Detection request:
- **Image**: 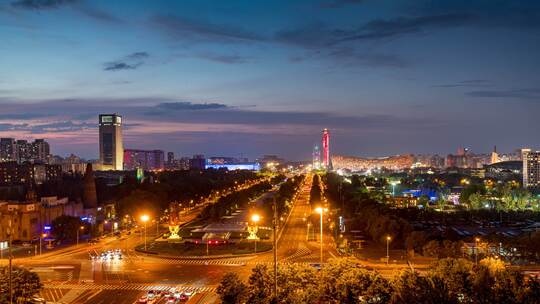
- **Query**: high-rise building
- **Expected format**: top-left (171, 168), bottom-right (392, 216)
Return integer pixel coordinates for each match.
top-left (167, 152), bottom-right (174, 165)
top-left (0, 138), bottom-right (17, 162)
top-left (83, 163), bottom-right (98, 209)
top-left (31, 139), bottom-right (50, 163)
top-left (123, 149), bottom-right (165, 170)
top-left (491, 146), bottom-right (499, 164)
top-left (322, 128), bottom-right (330, 169)
top-left (522, 149), bottom-right (540, 188)
top-left (312, 144), bottom-right (321, 169)
top-left (16, 140), bottom-right (31, 163)
top-left (99, 114), bottom-right (124, 170)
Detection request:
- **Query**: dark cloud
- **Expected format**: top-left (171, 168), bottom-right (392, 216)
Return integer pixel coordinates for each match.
top-left (150, 14), bottom-right (264, 43)
top-left (30, 121), bottom-right (95, 133)
top-left (127, 52), bottom-right (149, 60)
top-left (11, 0), bottom-right (76, 10)
top-left (103, 52), bottom-right (149, 72)
top-left (339, 13), bottom-right (472, 42)
top-left (432, 79), bottom-right (492, 88)
top-left (320, 0), bottom-right (364, 9)
top-left (466, 88), bottom-right (540, 100)
top-left (327, 47), bottom-right (408, 68)
top-left (196, 53), bottom-right (248, 64)
top-left (152, 102), bottom-right (228, 112)
top-left (75, 5), bottom-right (122, 23)
top-left (103, 62), bottom-right (141, 71)
top-left (0, 113), bottom-right (50, 119)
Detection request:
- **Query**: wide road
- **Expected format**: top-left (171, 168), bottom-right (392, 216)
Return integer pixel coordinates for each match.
top-left (12, 175), bottom-right (335, 304)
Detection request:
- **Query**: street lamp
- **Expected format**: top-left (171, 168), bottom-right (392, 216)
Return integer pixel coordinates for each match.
top-left (251, 214), bottom-right (260, 253)
top-left (474, 237), bottom-right (480, 266)
top-left (386, 236), bottom-right (391, 264)
top-left (40, 233), bottom-right (47, 255)
top-left (141, 215), bottom-right (150, 251)
top-left (315, 207), bottom-right (328, 264)
top-left (76, 226), bottom-right (84, 246)
top-left (390, 181), bottom-right (400, 197)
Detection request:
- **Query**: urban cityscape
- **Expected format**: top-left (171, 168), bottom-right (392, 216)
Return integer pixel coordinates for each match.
top-left (1, 1), bottom-right (540, 304)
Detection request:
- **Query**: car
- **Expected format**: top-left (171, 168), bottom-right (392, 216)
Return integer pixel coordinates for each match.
top-left (138, 296), bottom-right (148, 303)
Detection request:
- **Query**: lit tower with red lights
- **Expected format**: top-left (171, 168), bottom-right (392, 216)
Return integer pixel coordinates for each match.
top-left (322, 128), bottom-right (330, 169)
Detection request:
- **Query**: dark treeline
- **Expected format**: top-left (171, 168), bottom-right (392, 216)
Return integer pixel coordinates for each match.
top-left (326, 173), bottom-right (540, 257)
top-left (309, 174), bottom-right (321, 206)
top-left (325, 173), bottom-right (411, 248)
top-left (218, 257), bottom-right (540, 304)
top-left (113, 169), bottom-right (259, 216)
top-left (260, 175), bottom-right (305, 223)
top-left (199, 178), bottom-right (276, 221)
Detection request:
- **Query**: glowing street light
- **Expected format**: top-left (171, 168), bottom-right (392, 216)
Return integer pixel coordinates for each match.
top-left (315, 207), bottom-right (328, 264)
top-left (386, 236), bottom-right (392, 264)
top-left (390, 181), bottom-right (401, 197)
top-left (251, 214), bottom-right (260, 253)
top-left (76, 226), bottom-right (84, 246)
top-left (141, 214), bottom-right (150, 251)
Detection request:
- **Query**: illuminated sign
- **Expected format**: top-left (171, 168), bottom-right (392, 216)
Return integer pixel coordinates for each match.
top-left (43, 225), bottom-right (51, 231)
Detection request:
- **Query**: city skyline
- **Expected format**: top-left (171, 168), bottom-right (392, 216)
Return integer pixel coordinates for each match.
top-left (1, 1), bottom-right (540, 160)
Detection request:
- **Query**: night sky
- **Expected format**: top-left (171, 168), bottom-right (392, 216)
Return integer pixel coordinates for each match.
top-left (1, 0), bottom-right (539, 160)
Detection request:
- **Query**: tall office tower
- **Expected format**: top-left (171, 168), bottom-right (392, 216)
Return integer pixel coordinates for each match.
top-left (491, 146), bottom-right (499, 164)
top-left (0, 138), bottom-right (17, 162)
top-left (31, 139), bottom-right (50, 163)
top-left (322, 128), bottom-right (330, 169)
top-left (522, 149), bottom-right (540, 188)
top-left (99, 114), bottom-right (124, 170)
top-left (167, 152), bottom-right (174, 165)
top-left (16, 140), bottom-right (31, 163)
top-left (312, 144), bottom-right (321, 169)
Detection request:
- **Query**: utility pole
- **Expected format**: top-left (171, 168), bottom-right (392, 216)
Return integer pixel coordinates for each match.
top-left (8, 219), bottom-right (13, 304)
top-left (273, 197), bottom-right (278, 298)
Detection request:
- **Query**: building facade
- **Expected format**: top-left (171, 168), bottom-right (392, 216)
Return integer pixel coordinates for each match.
top-left (322, 128), bottom-right (330, 169)
top-left (123, 149), bottom-right (165, 170)
top-left (99, 114), bottom-right (124, 170)
top-left (522, 149), bottom-right (540, 188)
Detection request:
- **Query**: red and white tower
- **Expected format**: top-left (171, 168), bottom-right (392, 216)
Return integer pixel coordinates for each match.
top-left (322, 128), bottom-right (330, 169)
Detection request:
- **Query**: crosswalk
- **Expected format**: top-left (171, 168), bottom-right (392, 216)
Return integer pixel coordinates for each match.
top-left (44, 282), bottom-right (216, 293)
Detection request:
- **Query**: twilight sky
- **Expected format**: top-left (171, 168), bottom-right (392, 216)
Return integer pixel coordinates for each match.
top-left (1, 0), bottom-right (539, 160)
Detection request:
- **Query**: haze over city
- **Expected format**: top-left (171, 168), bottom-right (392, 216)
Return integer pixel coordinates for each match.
top-left (1, 0), bottom-right (540, 160)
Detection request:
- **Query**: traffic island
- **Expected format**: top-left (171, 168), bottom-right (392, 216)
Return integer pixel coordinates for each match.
top-left (135, 240), bottom-right (272, 258)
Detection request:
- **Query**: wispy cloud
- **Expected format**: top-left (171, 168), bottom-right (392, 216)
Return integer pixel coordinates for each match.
top-left (466, 88), bottom-right (540, 100)
top-left (319, 0), bottom-right (365, 9)
top-left (432, 79), bottom-right (492, 88)
top-left (103, 52), bottom-right (149, 72)
top-left (11, 0), bottom-right (76, 10)
top-left (150, 14), bottom-right (264, 44)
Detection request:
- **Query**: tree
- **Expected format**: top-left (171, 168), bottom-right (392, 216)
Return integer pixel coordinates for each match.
top-left (247, 265), bottom-right (273, 304)
top-left (428, 258), bottom-right (474, 301)
top-left (320, 258), bottom-right (392, 303)
top-left (391, 270), bottom-right (456, 304)
top-left (0, 266), bottom-right (42, 303)
top-left (217, 272), bottom-right (247, 304)
top-left (277, 263), bottom-right (319, 303)
top-left (51, 215), bottom-right (85, 240)
top-left (468, 192), bottom-right (484, 210)
top-left (418, 195), bottom-right (430, 209)
top-left (405, 231), bottom-right (428, 255)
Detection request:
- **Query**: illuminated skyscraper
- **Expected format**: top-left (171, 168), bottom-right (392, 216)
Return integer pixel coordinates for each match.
top-left (312, 144), bottom-right (321, 169)
top-left (522, 148), bottom-right (540, 188)
top-left (99, 114), bottom-right (124, 170)
top-left (322, 128), bottom-right (330, 169)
